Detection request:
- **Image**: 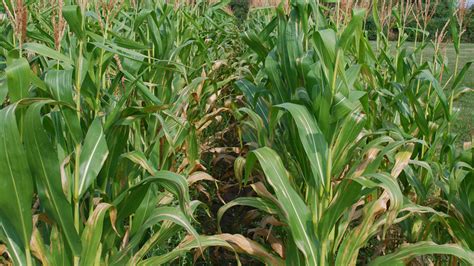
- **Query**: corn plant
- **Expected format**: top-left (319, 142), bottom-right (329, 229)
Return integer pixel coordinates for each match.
top-left (0, 0), bottom-right (282, 265)
top-left (0, 0), bottom-right (473, 265)
top-left (224, 0), bottom-right (474, 264)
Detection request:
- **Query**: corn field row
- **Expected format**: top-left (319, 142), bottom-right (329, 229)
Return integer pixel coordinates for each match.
top-left (0, 0), bottom-right (473, 265)
top-left (169, 0), bottom-right (285, 7)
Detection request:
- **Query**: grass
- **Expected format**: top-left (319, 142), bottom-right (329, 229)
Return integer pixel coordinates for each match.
top-left (455, 89), bottom-right (474, 142)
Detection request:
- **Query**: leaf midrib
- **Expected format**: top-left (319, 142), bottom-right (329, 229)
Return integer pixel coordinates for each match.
top-left (78, 132), bottom-right (104, 196)
top-left (260, 151), bottom-right (318, 264)
top-left (30, 117), bottom-right (72, 246)
top-left (3, 107), bottom-right (28, 244)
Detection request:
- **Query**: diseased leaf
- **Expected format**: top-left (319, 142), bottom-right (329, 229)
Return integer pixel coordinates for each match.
top-left (80, 203), bottom-right (117, 266)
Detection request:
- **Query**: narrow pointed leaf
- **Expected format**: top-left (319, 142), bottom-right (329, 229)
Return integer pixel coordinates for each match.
top-left (80, 203), bottom-right (116, 266)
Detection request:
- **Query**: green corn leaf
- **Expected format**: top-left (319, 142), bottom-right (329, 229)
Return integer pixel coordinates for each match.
top-left (0, 74), bottom-right (8, 104)
top-left (242, 31), bottom-right (269, 61)
top-left (0, 220), bottom-right (26, 266)
top-left (23, 101), bottom-right (82, 256)
top-left (80, 203), bottom-right (116, 266)
top-left (140, 206), bottom-right (198, 239)
top-left (274, 103), bottom-right (328, 190)
top-left (371, 0), bottom-right (381, 31)
top-left (265, 51), bottom-right (288, 103)
top-left (369, 242), bottom-right (474, 265)
top-left (130, 188), bottom-right (156, 236)
top-left (238, 107), bottom-right (268, 146)
top-left (121, 151), bottom-right (191, 205)
top-left (113, 168), bottom-right (191, 220)
top-left (91, 41), bottom-right (150, 62)
top-left (317, 180), bottom-right (362, 241)
top-left (44, 69), bottom-right (75, 105)
top-left (331, 112), bottom-right (366, 176)
top-left (246, 147), bottom-right (319, 265)
top-left (336, 173), bottom-right (404, 265)
top-left (6, 58), bottom-right (32, 101)
top-left (331, 93), bottom-right (357, 122)
top-left (44, 69), bottom-right (83, 145)
top-left (122, 70), bottom-right (162, 105)
top-left (23, 43), bottom-right (73, 65)
top-left (0, 104), bottom-right (34, 254)
top-left (449, 6), bottom-right (460, 54)
top-left (144, 171), bottom-right (191, 214)
top-left (113, 184), bottom-right (150, 231)
top-left (417, 70), bottom-right (449, 118)
top-left (122, 151), bottom-right (156, 176)
top-left (137, 235), bottom-right (236, 266)
top-left (339, 8), bottom-right (365, 51)
top-left (313, 29), bottom-right (336, 69)
top-left (115, 201), bottom-right (205, 265)
top-left (185, 127), bottom-right (199, 169)
top-left (138, 234), bottom-right (284, 266)
top-left (133, 9), bottom-right (153, 31)
top-left (128, 206), bottom-right (201, 258)
top-left (451, 61), bottom-right (473, 91)
top-left (63, 5), bottom-right (84, 38)
top-left (235, 79), bottom-right (268, 120)
top-left (77, 119), bottom-right (109, 198)
top-left (99, 125), bottom-right (128, 182)
top-left (217, 197), bottom-right (281, 232)
top-left (278, 10), bottom-right (302, 91)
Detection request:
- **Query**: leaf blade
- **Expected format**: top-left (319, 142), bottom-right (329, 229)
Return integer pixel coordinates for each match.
top-left (77, 119), bottom-right (109, 198)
